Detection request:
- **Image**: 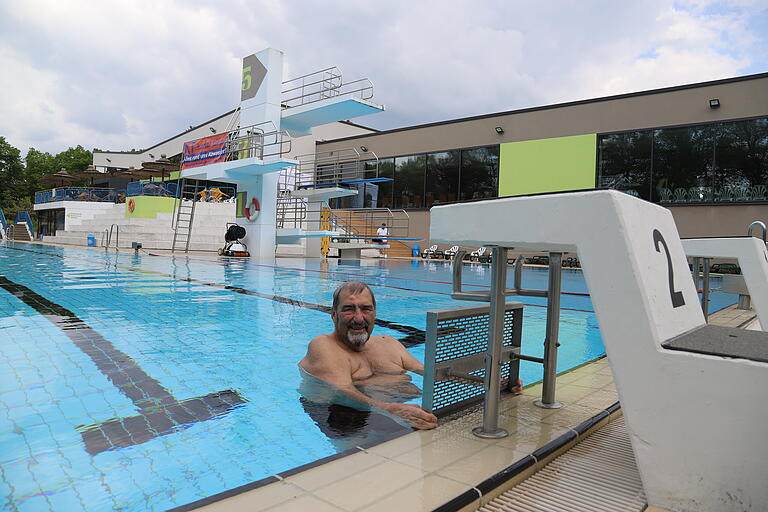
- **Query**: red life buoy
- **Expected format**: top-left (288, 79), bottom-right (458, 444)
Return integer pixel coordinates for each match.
top-left (128, 199), bottom-right (135, 212)
top-left (244, 197), bottom-right (260, 222)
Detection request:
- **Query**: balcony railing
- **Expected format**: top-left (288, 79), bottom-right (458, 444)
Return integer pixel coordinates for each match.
top-left (126, 181), bottom-right (178, 197)
top-left (35, 188), bottom-right (122, 203)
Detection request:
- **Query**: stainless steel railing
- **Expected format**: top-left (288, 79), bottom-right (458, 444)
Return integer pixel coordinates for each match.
top-left (281, 67), bottom-right (374, 109)
top-left (181, 121), bottom-right (291, 167)
top-left (278, 148), bottom-right (380, 191)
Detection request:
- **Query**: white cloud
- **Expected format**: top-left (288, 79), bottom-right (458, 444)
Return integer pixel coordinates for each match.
top-left (0, 0), bottom-right (765, 157)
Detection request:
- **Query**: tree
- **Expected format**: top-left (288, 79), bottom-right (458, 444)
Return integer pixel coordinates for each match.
top-left (54, 145), bottom-right (91, 176)
top-left (0, 137), bottom-right (25, 210)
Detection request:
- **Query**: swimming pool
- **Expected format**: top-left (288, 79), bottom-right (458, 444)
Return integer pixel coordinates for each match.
top-left (0, 242), bottom-right (736, 511)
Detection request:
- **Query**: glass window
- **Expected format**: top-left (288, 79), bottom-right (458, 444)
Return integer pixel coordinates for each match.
top-left (459, 146), bottom-right (499, 201)
top-left (715, 118), bottom-right (768, 193)
top-left (597, 131), bottom-right (652, 200)
top-left (374, 158), bottom-right (394, 208)
top-left (425, 151), bottom-right (460, 207)
top-left (652, 125), bottom-right (716, 202)
top-left (394, 155), bottom-right (426, 209)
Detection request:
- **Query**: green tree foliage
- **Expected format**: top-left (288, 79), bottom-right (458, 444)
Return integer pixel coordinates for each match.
top-left (0, 136), bottom-right (25, 210)
top-left (0, 138), bottom-right (94, 223)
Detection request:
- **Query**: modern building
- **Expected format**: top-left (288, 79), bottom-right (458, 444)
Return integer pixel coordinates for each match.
top-left (319, 72), bottom-right (768, 246)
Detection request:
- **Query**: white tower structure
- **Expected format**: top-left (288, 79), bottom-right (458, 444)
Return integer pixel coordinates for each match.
top-left (180, 48), bottom-right (384, 258)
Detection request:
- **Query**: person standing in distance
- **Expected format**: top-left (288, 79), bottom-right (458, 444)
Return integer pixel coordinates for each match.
top-left (373, 223), bottom-right (389, 258)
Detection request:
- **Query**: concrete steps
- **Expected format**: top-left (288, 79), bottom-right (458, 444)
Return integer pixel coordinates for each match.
top-left (46, 201), bottom-right (235, 251)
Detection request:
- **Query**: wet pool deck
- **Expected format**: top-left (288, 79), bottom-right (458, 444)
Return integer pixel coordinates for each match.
top-left (193, 357), bottom-right (620, 512)
top-left (192, 304), bottom-right (757, 512)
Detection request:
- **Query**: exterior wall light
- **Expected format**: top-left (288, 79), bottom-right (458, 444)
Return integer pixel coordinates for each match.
top-left (495, 126), bottom-right (504, 135)
top-left (709, 99), bottom-right (720, 109)
top-left (360, 145), bottom-right (369, 152)
top-left (210, 127), bottom-right (217, 133)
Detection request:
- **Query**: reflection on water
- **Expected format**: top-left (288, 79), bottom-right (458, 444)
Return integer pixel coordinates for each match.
top-left (298, 367), bottom-right (415, 451)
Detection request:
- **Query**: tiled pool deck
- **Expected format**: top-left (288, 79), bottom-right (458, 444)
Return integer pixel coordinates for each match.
top-left (190, 357), bottom-right (620, 512)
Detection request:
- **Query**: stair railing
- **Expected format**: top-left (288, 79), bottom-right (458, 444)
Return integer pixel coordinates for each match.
top-left (0, 208), bottom-right (6, 239)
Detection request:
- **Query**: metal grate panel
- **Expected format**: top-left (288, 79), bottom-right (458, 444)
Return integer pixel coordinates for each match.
top-left (480, 416), bottom-right (646, 512)
top-left (422, 302), bottom-right (523, 416)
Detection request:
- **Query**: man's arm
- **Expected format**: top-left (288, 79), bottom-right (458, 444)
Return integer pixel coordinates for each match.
top-left (301, 337), bottom-right (437, 429)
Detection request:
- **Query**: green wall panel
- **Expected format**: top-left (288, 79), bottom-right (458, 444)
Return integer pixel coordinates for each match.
top-left (499, 134), bottom-right (597, 196)
top-left (126, 196), bottom-right (176, 219)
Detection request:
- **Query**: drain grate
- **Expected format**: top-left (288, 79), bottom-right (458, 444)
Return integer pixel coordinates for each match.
top-left (480, 417), bottom-right (646, 512)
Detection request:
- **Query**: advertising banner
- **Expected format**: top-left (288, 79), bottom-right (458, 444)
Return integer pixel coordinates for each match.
top-left (181, 133), bottom-right (228, 169)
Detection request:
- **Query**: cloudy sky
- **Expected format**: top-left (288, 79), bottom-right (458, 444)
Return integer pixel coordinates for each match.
top-left (1, 0), bottom-right (766, 156)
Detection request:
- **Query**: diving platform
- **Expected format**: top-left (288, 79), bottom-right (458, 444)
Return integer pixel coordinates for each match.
top-left (181, 156), bottom-right (298, 181)
top-left (275, 228), bottom-right (340, 245)
top-left (430, 190), bottom-right (768, 512)
top-left (281, 96), bottom-right (384, 136)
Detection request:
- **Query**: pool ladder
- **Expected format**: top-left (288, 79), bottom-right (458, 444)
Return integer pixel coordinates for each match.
top-left (101, 224), bottom-right (119, 250)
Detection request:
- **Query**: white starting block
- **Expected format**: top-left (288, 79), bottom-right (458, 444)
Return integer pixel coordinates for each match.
top-left (682, 236), bottom-right (768, 331)
top-left (431, 190), bottom-right (768, 512)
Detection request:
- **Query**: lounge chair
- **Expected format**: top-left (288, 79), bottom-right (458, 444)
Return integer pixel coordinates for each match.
top-left (469, 247), bottom-right (491, 263)
top-left (421, 244), bottom-right (439, 259)
top-left (443, 245), bottom-right (460, 260)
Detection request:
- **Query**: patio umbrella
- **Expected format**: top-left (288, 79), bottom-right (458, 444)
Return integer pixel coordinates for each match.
top-left (74, 164), bottom-right (104, 186)
top-left (40, 168), bottom-right (76, 187)
top-left (141, 154), bottom-right (178, 181)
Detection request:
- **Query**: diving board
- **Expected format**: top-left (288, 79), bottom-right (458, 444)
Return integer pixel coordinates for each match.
top-left (430, 190), bottom-right (768, 512)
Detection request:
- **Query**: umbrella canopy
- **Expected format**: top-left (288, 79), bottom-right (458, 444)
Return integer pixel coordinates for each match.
top-left (40, 168), bottom-right (76, 187)
top-left (141, 154), bottom-right (178, 181)
top-left (120, 166), bottom-right (152, 180)
top-left (73, 165), bottom-right (104, 186)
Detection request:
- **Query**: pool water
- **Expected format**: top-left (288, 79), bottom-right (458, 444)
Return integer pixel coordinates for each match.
top-left (0, 242), bottom-right (736, 511)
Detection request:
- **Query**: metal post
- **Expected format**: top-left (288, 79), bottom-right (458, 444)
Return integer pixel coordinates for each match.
top-left (535, 252), bottom-right (564, 409)
top-left (702, 257), bottom-right (710, 320)
top-left (691, 257), bottom-right (701, 291)
top-left (473, 246), bottom-right (509, 439)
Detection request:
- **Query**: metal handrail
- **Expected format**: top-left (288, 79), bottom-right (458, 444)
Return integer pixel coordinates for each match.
top-left (748, 221), bottom-right (767, 243)
top-left (15, 211), bottom-right (33, 235)
top-left (105, 224), bottom-right (119, 250)
top-left (181, 121), bottom-right (291, 168)
top-left (281, 66), bottom-right (374, 108)
top-left (126, 182), bottom-right (179, 198)
top-left (35, 187), bottom-right (118, 203)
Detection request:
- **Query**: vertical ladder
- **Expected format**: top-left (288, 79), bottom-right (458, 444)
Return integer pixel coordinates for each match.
top-left (171, 178), bottom-right (203, 253)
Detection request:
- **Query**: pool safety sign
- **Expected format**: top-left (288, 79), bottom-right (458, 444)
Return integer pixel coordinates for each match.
top-left (181, 133), bottom-right (228, 169)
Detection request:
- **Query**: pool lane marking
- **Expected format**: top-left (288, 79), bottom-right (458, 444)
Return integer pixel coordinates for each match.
top-left (172, 256), bottom-right (593, 297)
top-left (0, 275), bottom-right (247, 456)
top-left (0, 245), bottom-right (429, 345)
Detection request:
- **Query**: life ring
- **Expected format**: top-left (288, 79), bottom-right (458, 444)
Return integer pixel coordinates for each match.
top-left (244, 197), bottom-right (260, 222)
top-left (128, 199), bottom-right (135, 212)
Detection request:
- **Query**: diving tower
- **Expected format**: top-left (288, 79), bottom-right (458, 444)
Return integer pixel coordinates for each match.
top-left (430, 190), bottom-right (768, 512)
top-left (179, 48), bottom-right (384, 258)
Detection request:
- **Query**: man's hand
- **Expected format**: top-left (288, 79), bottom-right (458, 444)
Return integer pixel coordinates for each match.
top-left (380, 403), bottom-right (438, 430)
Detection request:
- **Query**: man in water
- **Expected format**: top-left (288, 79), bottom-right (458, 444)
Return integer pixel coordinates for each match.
top-left (300, 281), bottom-right (438, 430)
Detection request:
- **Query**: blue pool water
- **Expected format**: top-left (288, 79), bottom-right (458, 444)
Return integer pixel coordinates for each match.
top-left (0, 242), bottom-right (736, 511)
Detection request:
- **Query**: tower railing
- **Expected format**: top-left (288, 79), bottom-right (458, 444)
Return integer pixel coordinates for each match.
top-left (281, 67), bottom-right (374, 108)
top-left (181, 121), bottom-right (291, 168)
top-left (279, 149), bottom-right (380, 191)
